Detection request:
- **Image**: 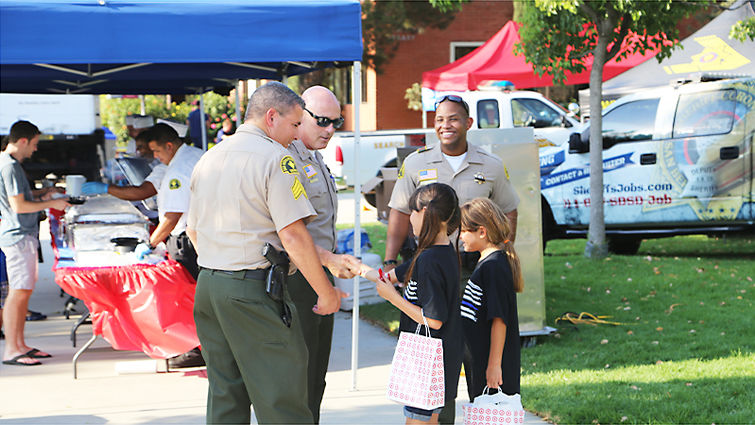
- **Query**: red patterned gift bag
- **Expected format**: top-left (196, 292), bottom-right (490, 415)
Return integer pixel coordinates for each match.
top-left (463, 387), bottom-right (525, 425)
top-left (386, 315), bottom-right (445, 410)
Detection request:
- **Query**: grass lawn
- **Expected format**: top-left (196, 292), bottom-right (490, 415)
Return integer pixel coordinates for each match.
top-left (355, 225), bottom-right (754, 424)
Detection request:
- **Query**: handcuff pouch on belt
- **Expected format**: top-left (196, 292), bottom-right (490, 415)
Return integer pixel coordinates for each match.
top-left (262, 243), bottom-right (292, 327)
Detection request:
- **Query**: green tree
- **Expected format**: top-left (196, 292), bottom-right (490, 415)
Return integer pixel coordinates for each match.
top-left (363, 0), bottom-right (458, 73)
top-left (730, 16), bottom-right (755, 41)
top-left (100, 91), bottom-right (243, 144)
top-left (434, 0), bottom-right (710, 258)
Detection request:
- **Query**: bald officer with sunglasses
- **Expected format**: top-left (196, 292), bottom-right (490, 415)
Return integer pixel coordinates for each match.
top-left (384, 95), bottom-right (519, 424)
top-left (187, 82), bottom-right (344, 425)
top-left (287, 86), bottom-right (361, 424)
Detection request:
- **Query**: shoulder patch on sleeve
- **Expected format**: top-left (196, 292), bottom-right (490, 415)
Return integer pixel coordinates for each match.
top-left (417, 146), bottom-right (431, 153)
top-left (397, 162), bottom-right (405, 179)
top-left (169, 178), bottom-right (181, 190)
top-left (280, 155), bottom-right (298, 175)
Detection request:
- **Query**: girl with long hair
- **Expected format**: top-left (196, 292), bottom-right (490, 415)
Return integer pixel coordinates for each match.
top-left (360, 183), bottom-right (463, 424)
top-left (458, 197), bottom-right (523, 399)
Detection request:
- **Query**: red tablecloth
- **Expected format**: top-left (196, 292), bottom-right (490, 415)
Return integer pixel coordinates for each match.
top-left (50, 210), bottom-right (199, 359)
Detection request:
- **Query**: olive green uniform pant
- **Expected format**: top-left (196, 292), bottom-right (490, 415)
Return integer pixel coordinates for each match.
top-left (288, 270), bottom-right (335, 425)
top-left (194, 268), bottom-right (313, 424)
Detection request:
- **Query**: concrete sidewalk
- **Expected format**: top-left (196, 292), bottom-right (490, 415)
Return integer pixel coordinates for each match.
top-left (0, 219), bottom-right (550, 424)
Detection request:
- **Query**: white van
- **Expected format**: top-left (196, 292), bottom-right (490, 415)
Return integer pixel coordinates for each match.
top-left (540, 75), bottom-right (754, 253)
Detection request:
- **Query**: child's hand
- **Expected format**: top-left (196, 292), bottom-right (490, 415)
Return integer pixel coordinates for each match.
top-left (358, 265), bottom-right (378, 282)
top-left (375, 275), bottom-right (398, 302)
top-left (486, 365), bottom-right (503, 389)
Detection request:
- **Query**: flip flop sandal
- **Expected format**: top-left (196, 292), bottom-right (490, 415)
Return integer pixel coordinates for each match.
top-left (26, 310), bottom-right (47, 321)
top-left (2, 353), bottom-right (42, 366)
top-left (26, 348), bottom-right (52, 359)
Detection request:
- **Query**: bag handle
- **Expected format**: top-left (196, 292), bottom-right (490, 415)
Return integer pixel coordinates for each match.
top-left (482, 385), bottom-right (503, 395)
top-left (414, 309), bottom-right (431, 337)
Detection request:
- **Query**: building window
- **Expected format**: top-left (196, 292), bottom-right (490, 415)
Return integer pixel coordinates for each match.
top-left (450, 42), bottom-right (484, 62)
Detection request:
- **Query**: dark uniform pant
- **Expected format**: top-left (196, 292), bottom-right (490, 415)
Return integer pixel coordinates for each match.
top-left (288, 269), bottom-right (335, 424)
top-left (167, 232), bottom-right (199, 280)
top-left (193, 268), bottom-right (313, 424)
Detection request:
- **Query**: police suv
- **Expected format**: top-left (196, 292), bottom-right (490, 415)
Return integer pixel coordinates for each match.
top-left (540, 75), bottom-right (754, 253)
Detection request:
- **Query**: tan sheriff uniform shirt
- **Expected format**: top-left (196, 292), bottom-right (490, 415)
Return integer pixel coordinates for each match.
top-left (388, 142), bottom-right (520, 214)
top-left (288, 140), bottom-right (338, 252)
top-left (188, 124), bottom-right (316, 271)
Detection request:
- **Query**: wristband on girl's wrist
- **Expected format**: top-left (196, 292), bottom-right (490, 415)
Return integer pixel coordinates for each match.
top-left (383, 259), bottom-right (398, 266)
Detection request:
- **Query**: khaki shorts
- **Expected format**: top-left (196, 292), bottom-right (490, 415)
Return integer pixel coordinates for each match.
top-left (3, 235), bottom-right (39, 291)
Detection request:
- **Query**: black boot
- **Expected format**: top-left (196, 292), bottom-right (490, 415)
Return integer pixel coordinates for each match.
top-left (168, 347), bottom-right (205, 368)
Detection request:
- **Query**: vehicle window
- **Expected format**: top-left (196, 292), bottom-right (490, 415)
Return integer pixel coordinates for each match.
top-left (477, 100), bottom-right (500, 128)
top-left (602, 98), bottom-right (659, 147)
top-left (511, 98), bottom-right (562, 128)
top-left (673, 89), bottom-right (737, 138)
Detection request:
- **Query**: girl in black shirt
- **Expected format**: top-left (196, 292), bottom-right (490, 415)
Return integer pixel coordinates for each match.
top-left (458, 197), bottom-right (523, 398)
top-left (360, 183), bottom-right (462, 424)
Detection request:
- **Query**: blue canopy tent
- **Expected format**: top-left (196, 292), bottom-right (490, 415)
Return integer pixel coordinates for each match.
top-left (1, 0), bottom-right (369, 388)
top-left (0, 0), bottom-right (362, 94)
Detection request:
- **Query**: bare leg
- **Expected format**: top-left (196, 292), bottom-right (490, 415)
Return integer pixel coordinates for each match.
top-left (2, 288), bottom-right (36, 363)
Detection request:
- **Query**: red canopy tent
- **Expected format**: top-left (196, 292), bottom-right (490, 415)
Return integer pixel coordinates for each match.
top-left (422, 21), bottom-right (663, 91)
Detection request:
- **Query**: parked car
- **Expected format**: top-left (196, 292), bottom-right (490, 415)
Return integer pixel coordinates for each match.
top-left (540, 75), bottom-right (754, 253)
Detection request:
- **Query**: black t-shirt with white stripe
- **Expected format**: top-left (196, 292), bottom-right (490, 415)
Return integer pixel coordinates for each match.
top-left (395, 244), bottom-right (463, 403)
top-left (461, 249), bottom-right (521, 396)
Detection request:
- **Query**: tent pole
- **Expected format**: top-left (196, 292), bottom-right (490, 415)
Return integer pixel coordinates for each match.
top-left (139, 95), bottom-right (145, 115)
top-left (422, 109), bottom-right (427, 128)
top-left (235, 80), bottom-right (242, 127)
top-left (350, 61), bottom-right (362, 391)
top-left (199, 92), bottom-right (207, 151)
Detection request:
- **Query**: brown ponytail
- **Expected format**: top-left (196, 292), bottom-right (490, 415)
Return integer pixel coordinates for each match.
top-left (404, 183), bottom-right (461, 286)
top-left (460, 198), bottom-right (523, 292)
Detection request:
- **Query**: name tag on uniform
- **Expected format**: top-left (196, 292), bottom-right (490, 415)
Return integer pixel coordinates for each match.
top-left (418, 169), bottom-right (437, 182)
top-left (303, 164), bottom-right (318, 179)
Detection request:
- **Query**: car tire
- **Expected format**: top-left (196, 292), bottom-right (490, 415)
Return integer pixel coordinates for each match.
top-left (541, 199), bottom-right (558, 252)
top-left (607, 235), bottom-right (642, 255)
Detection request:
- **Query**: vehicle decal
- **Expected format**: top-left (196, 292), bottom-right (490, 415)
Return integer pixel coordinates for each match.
top-left (539, 150), bottom-right (565, 176)
top-left (541, 153), bottom-right (634, 189)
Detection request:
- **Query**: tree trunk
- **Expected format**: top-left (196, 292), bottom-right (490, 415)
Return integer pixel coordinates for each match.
top-left (584, 30), bottom-right (608, 259)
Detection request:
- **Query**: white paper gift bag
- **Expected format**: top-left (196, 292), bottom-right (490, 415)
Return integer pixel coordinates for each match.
top-left (463, 387), bottom-right (525, 425)
top-left (386, 315), bottom-right (445, 410)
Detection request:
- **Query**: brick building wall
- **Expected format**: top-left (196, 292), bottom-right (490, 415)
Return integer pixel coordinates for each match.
top-left (375, 1), bottom-right (513, 130)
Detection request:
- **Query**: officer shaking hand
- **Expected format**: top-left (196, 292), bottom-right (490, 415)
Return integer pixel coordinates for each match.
top-left (186, 82), bottom-right (344, 425)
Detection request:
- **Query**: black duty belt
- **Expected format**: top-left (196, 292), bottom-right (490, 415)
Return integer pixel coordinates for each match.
top-left (203, 268), bottom-right (268, 280)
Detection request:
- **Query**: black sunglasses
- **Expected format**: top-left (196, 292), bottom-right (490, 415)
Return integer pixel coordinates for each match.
top-left (435, 95), bottom-right (470, 115)
top-left (304, 108), bottom-right (344, 129)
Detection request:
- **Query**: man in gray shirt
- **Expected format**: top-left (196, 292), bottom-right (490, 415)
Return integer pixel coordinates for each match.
top-left (1, 121), bottom-right (69, 366)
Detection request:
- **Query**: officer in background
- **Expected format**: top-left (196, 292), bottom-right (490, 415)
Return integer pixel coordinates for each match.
top-left (384, 95), bottom-right (519, 424)
top-left (186, 82), bottom-right (344, 424)
top-left (82, 127), bottom-right (166, 225)
top-left (123, 114), bottom-right (154, 155)
top-left (127, 123), bottom-right (205, 369)
top-left (135, 123), bottom-right (203, 278)
top-left (288, 85), bottom-right (360, 424)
